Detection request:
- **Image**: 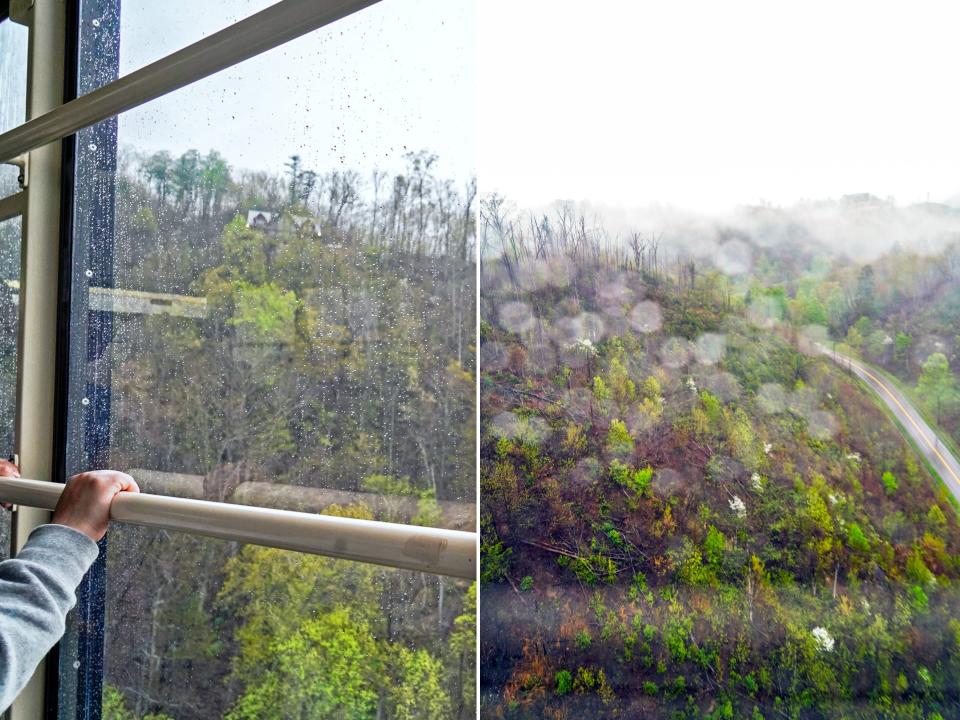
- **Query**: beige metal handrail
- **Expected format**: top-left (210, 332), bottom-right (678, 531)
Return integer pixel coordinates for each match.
top-left (0, 477), bottom-right (476, 579)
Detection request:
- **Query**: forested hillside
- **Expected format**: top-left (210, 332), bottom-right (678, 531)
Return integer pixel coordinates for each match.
top-left (479, 198), bottom-right (960, 719)
top-left (95, 148), bottom-right (476, 719)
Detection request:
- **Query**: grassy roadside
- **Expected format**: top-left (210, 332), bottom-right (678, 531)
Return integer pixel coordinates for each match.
top-left (828, 352), bottom-right (960, 514)
top-left (834, 348), bottom-right (960, 464)
top-left (873, 388), bottom-right (960, 513)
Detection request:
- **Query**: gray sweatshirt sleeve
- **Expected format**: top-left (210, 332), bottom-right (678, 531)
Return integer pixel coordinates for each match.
top-left (0, 524), bottom-right (100, 712)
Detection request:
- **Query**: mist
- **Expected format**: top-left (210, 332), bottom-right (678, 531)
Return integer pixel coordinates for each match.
top-left (482, 193), bottom-right (960, 271)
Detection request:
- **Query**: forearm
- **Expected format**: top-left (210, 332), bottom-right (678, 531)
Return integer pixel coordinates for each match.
top-left (0, 524), bottom-right (99, 711)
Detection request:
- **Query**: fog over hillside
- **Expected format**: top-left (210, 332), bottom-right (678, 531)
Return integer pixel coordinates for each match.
top-left (487, 195), bottom-right (960, 269)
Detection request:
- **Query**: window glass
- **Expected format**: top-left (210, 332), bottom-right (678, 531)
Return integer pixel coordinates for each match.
top-left (0, 215), bottom-right (19, 560)
top-left (61, 0), bottom-right (476, 716)
top-left (117, 0), bottom-right (273, 76)
top-left (82, 0), bottom-right (476, 515)
top-left (100, 526), bottom-right (476, 719)
top-left (0, 17), bottom-right (28, 197)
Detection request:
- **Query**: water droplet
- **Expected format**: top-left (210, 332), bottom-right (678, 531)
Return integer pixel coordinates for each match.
top-left (91, 19), bottom-right (100, 27)
top-left (85, 269), bottom-right (93, 278)
top-left (659, 337), bottom-right (693, 369)
top-left (72, 660), bottom-right (81, 669)
top-left (694, 333), bottom-right (727, 365)
top-left (628, 301), bottom-right (662, 333)
top-left (81, 397), bottom-right (90, 406)
top-left (498, 301), bottom-right (535, 335)
top-left (87, 143), bottom-right (97, 152)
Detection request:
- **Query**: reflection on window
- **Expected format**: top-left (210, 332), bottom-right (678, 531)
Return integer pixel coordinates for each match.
top-left (62, 0), bottom-right (476, 716)
top-left (0, 216), bottom-right (20, 559)
top-left (0, 18), bottom-right (28, 197)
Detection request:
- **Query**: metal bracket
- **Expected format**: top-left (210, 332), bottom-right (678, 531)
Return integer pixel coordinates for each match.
top-left (6, 455), bottom-right (18, 513)
top-left (9, 0), bottom-right (34, 26)
top-left (2, 155), bottom-right (28, 189)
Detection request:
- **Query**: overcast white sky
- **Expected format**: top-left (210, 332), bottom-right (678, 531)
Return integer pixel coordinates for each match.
top-left (116, 0), bottom-right (475, 185)
top-left (477, 0), bottom-right (960, 212)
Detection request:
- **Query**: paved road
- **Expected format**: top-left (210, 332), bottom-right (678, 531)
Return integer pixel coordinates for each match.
top-left (817, 344), bottom-right (960, 501)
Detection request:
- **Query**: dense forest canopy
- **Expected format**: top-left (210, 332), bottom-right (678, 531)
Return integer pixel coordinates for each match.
top-left (91, 147), bottom-right (476, 719)
top-left (480, 196), bottom-right (960, 719)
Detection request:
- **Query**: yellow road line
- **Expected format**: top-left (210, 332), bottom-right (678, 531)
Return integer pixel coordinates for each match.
top-left (836, 352), bottom-right (960, 488)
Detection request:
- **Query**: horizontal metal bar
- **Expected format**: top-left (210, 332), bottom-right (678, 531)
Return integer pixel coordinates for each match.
top-left (0, 478), bottom-right (476, 579)
top-left (0, 0), bottom-right (380, 163)
top-left (0, 190), bottom-right (25, 222)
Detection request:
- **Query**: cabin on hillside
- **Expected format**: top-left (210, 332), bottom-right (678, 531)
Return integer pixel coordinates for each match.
top-left (246, 209), bottom-right (323, 238)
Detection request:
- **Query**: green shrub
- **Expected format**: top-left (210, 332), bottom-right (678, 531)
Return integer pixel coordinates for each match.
top-left (519, 575), bottom-right (533, 592)
top-left (909, 584), bottom-right (929, 611)
top-left (572, 554), bottom-right (618, 585)
top-left (573, 667), bottom-right (596, 693)
top-left (554, 670), bottom-right (573, 696)
top-left (606, 419), bottom-right (634, 454)
top-left (480, 540), bottom-right (512, 583)
top-left (609, 460), bottom-right (652, 496)
top-left (847, 522), bottom-right (870, 552)
top-left (703, 525), bottom-right (726, 566)
top-left (907, 550), bottom-right (935, 586)
top-left (927, 504), bottom-right (947, 531)
top-left (881, 471), bottom-right (898, 495)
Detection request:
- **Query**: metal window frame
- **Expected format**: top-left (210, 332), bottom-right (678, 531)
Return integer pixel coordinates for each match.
top-left (56, 0), bottom-right (119, 712)
top-left (2, 0), bottom-right (479, 717)
top-left (0, 191), bottom-right (26, 223)
top-left (8, 0), bottom-right (66, 717)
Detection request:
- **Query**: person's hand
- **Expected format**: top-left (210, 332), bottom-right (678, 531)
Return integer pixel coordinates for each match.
top-left (0, 459), bottom-right (19, 479)
top-left (51, 471), bottom-right (139, 542)
top-left (0, 459), bottom-right (19, 510)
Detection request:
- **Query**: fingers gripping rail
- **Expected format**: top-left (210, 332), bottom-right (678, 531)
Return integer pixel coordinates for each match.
top-left (0, 478), bottom-right (476, 579)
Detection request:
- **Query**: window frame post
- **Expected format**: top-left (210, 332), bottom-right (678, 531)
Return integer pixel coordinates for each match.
top-left (9, 0), bottom-right (67, 718)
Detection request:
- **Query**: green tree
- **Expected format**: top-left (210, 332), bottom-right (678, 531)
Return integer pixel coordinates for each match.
top-left (606, 419), bottom-right (634, 455)
top-left (847, 522), bottom-right (870, 552)
top-left (228, 281), bottom-right (299, 345)
top-left (102, 686), bottom-right (135, 720)
top-left (894, 331), bottom-right (913, 370)
top-left (142, 150), bottom-right (173, 203)
top-left (927, 504), bottom-right (947, 533)
top-left (387, 647), bottom-right (452, 720)
top-left (906, 549), bottom-right (935, 587)
top-left (845, 324), bottom-right (864, 353)
top-left (917, 352), bottom-right (958, 424)
top-left (606, 355), bottom-right (636, 414)
top-left (219, 214), bottom-right (270, 283)
top-left (703, 525), bottom-right (726, 566)
top-left (448, 583), bottom-right (477, 718)
top-left (881, 471), bottom-right (898, 495)
top-left (225, 607), bottom-right (381, 720)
